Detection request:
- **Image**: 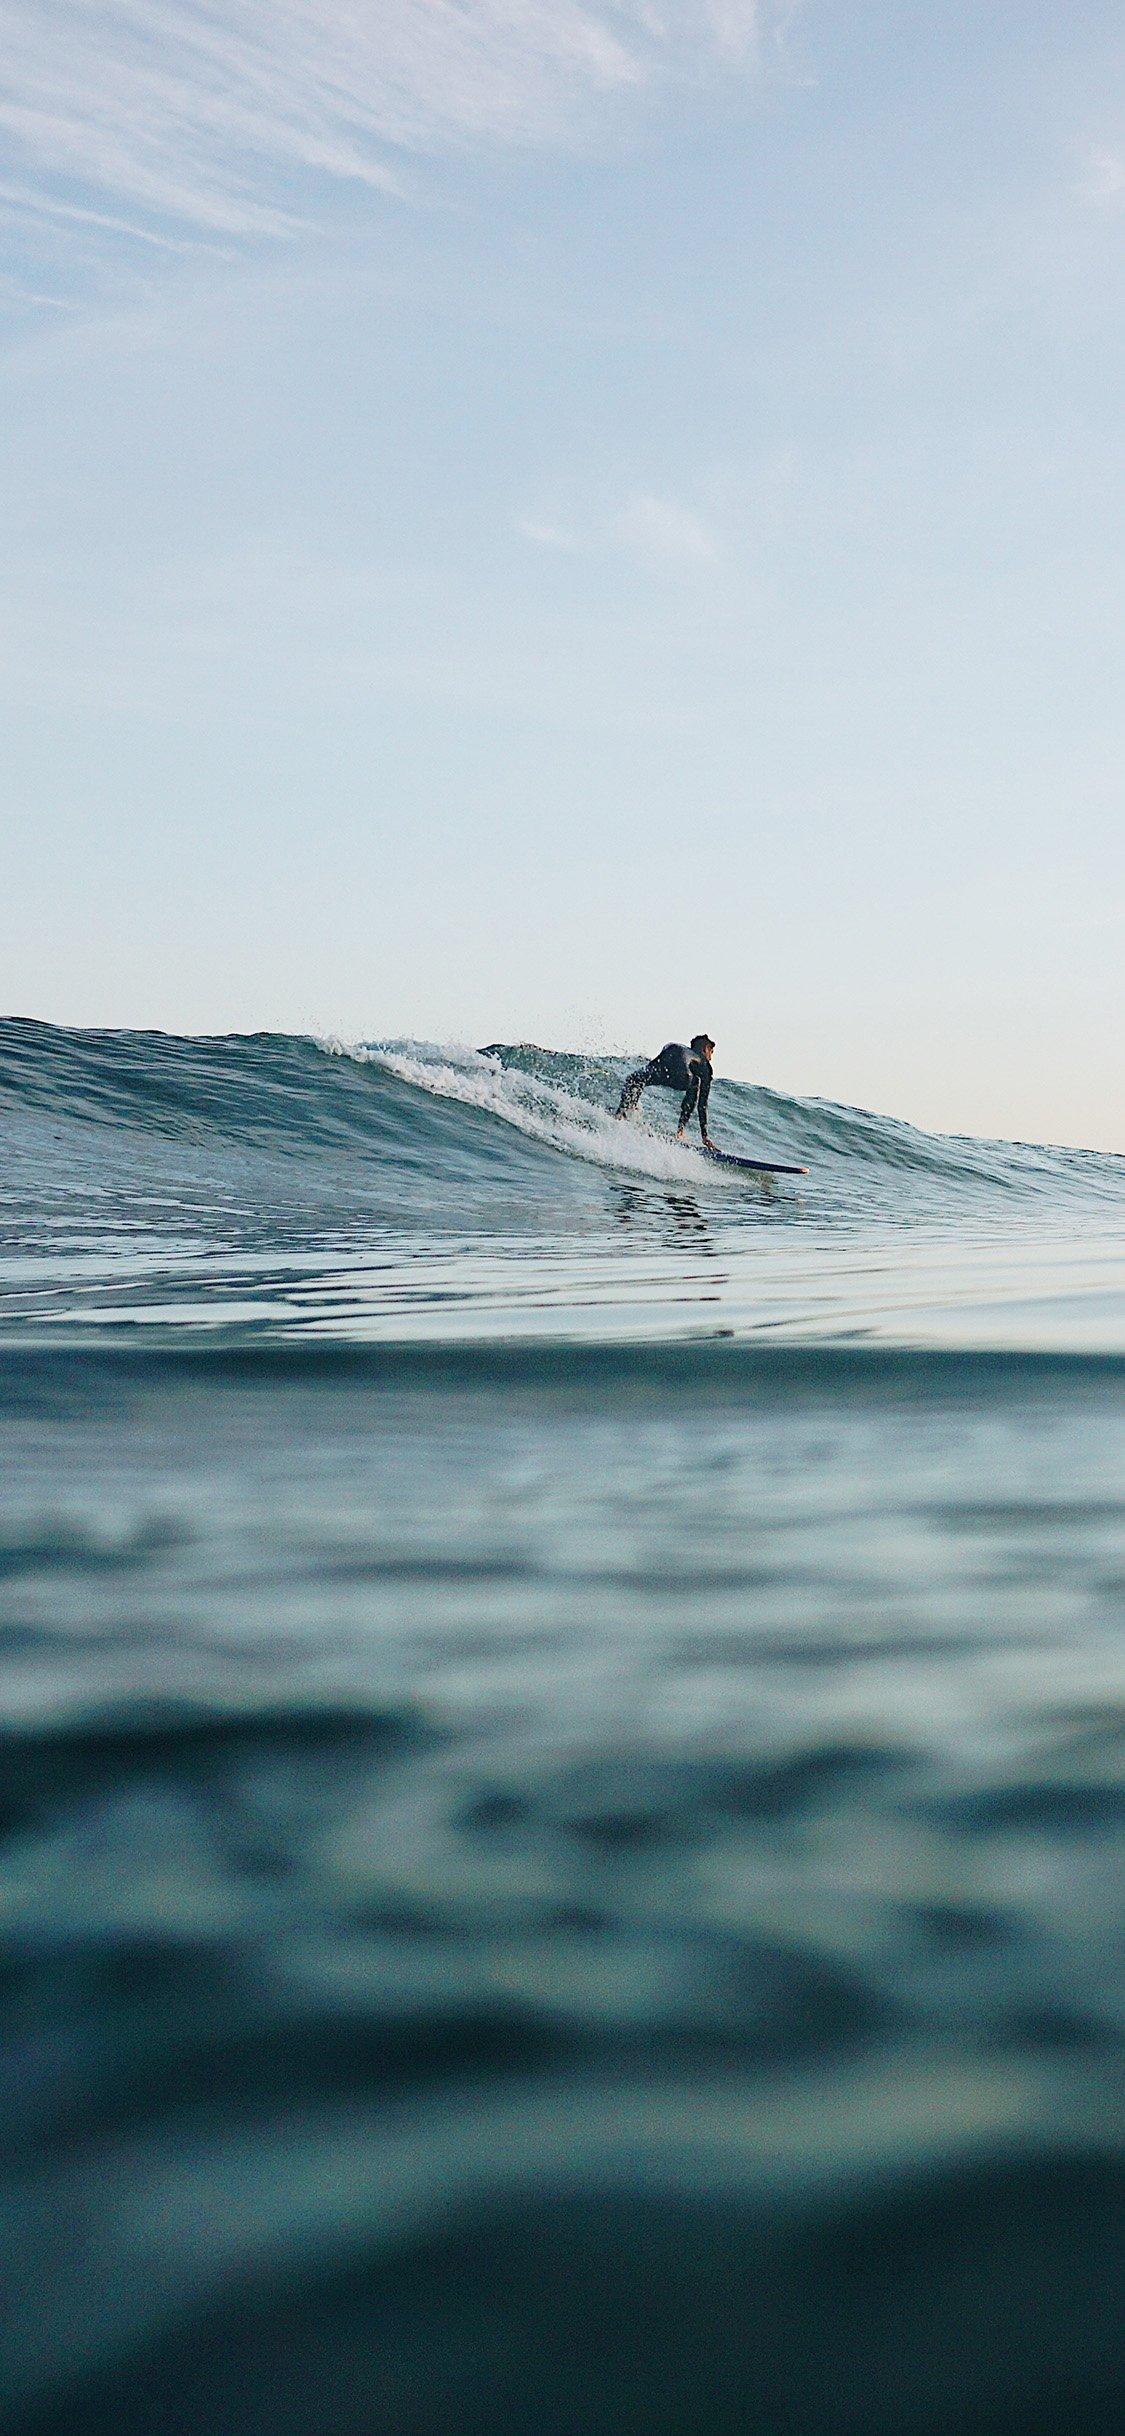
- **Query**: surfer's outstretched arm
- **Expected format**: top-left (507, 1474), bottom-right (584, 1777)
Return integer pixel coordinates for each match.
top-left (675, 1060), bottom-right (712, 1143)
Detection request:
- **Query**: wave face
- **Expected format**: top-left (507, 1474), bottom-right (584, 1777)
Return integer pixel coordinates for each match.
top-left (3, 1016), bottom-right (1120, 1190)
top-left (1, 1018), bottom-right (1122, 1348)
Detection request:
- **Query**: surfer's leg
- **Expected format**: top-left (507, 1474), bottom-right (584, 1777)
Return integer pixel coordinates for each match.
top-left (616, 1068), bottom-right (649, 1118)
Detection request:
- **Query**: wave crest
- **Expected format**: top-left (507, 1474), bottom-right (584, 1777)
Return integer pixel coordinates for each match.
top-left (2, 1020), bottom-right (1121, 1206)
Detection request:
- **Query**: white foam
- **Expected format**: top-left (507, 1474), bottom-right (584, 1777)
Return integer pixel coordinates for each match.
top-left (319, 1038), bottom-right (739, 1188)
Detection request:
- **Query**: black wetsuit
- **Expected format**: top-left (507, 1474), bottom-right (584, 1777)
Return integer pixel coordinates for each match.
top-left (616, 1043), bottom-right (712, 1138)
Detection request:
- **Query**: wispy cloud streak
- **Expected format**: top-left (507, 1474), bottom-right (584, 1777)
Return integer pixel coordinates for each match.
top-left (1080, 146), bottom-right (1125, 204)
top-left (616, 491), bottom-right (719, 567)
top-left (0, 3), bottom-right (767, 251)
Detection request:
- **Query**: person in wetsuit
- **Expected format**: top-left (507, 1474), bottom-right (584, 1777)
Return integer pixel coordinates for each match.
top-left (616, 1034), bottom-right (715, 1143)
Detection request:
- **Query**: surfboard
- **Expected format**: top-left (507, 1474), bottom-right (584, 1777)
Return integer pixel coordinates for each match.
top-left (701, 1145), bottom-right (808, 1176)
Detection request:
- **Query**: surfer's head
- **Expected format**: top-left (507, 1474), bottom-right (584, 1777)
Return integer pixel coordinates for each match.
top-left (690, 1034), bottom-right (715, 1062)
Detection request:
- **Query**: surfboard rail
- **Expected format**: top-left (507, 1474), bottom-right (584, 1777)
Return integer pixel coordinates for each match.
top-left (701, 1145), bottom-right (808, 1176)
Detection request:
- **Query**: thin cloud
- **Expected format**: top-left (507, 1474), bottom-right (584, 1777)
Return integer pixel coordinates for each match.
top-left (518, 495), bottom-right (721, 567)
top-left (703, 2), bottom-right (762, 65)
top-left (518, 517), bottom-right (583, 552)
top-left (616, 492), bottom-right (719, 568)
top-left (1080, 147), bottom-right (1125, 203)
top-left (0, 179), bottom-right (218, 253)
top-left (0, 2), bottom-right (774, 258)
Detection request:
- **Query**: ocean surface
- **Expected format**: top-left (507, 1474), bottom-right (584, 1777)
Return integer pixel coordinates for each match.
top-left (1, 1018), bottom-right (1122, 2433)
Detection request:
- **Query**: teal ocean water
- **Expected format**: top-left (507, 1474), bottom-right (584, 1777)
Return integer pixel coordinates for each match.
top-left (1, 1021), bottom-right (1122, 2433)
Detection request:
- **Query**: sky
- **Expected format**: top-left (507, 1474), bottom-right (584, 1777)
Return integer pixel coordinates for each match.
top-left (1, 0), bottom-right (1122, 1149)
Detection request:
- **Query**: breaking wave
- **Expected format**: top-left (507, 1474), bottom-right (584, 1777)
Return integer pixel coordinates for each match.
top-left (2, 1018), bottom-right (1119, 1200)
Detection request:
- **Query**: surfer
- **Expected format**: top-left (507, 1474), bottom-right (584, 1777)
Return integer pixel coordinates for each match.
top-left (616, 1035), bottom-right (715, 1143)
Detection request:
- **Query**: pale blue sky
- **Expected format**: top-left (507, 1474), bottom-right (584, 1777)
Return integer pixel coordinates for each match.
top-left (2, 2), bottom-right (1122, 1146)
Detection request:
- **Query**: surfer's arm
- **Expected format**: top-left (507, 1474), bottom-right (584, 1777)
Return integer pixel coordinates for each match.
top-left (676, 1061), bottom-right (712, 1142)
